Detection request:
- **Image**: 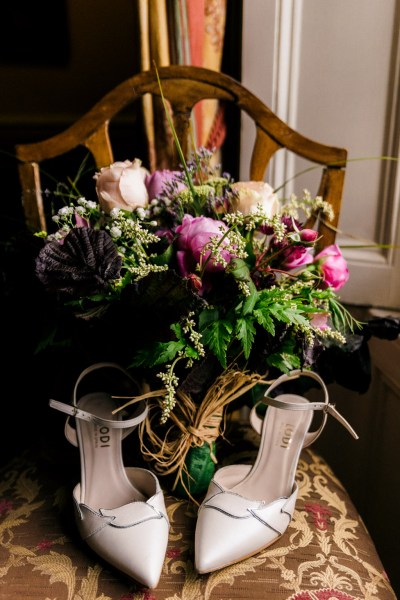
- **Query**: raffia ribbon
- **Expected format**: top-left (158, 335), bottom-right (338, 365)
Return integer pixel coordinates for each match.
top-left (115, 368), bottom-right (272, 501)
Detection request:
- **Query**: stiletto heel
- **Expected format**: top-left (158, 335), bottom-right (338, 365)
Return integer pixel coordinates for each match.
top-left (194, 369), bottom-right (358, 574)
top-left (49, 362), bottom-right (169, 589)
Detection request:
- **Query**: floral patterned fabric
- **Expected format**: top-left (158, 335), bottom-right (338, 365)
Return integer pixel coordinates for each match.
top-left (0, 423), bottom-right (396, 600)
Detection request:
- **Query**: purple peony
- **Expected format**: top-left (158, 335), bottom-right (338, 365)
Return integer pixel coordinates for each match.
top-left (175, 214), bottom-right (233, 277)
top-left (145, 169), bottom-right (185, 200)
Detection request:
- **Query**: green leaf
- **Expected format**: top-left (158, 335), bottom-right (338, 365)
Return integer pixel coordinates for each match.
top-left (283, 309), bottom-right (310, 327)
top-left (227, 258), bottom-right (258, 315)
top-left (151, 243), bottom-right (174, 266)
top-left (235, 317), bottom-right (256, 359)
top-left (123, 270), bottom-right (206, 322)
top-left (253, 307), bottom-right (275, 335)
top-left (199, 308), bottom-right (220, 330)
top-left (132, 339), bottom-right (186, 367)
top-left (227, 257), bottom-right (251, 279)
top-left (201, 319), bottom-right (233, 368)
top-left (242, 290), bottom-right (258, 315)
top-left (266, 336), bottom-right (301, 373)
top-left (267, 304), bottom-right (308, 327)
top-left (185, 345), bottom-right (199, 359)
top-left (228, 258), bottom-right (257, 289)
top-left (267, 351), bottom-right (301, 373)
top-left (34, 325), bottom-right (72, 354)
top-left (269, 304), bottom-right (290, 322)
top-left (244, 235), bottom-right (256, 265)
top-left (170, 322), bottom-right (185, 342)
top-left (131, 318), bottom-right (204, 367)
top-left (328, 297), bottom-right (363, 332)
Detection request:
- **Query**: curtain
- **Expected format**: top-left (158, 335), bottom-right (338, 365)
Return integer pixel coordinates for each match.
top-left (136, 0), bottom-right (227, 170)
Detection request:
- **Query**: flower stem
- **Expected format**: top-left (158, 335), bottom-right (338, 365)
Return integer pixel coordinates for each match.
top-left (153, 63), bottom-right (202, 214)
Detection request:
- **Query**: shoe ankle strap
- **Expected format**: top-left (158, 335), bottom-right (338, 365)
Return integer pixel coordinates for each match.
top-left (49, 398), bottom-right (148, 429)
top-left (71, 362), bottom-right (142, 408)
top-left (251, 369), bottom-right (358, 446)
top-left (49, 362), bottom-right (148, 447)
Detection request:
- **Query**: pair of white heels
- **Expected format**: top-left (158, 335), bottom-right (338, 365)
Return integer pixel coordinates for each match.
top-left (50, 363), bottom-right (358, 588)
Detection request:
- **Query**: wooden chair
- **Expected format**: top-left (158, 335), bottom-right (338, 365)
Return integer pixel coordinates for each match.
top-left (15, 65), bottom-right (347, 251)
top-left (10, 67), bottom-right (398, 599)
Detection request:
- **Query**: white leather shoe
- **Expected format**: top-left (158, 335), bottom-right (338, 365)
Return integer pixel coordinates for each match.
top-left (50, 362), bottom-right (169, 589)
top-left (195, 369), bottom-right (358, 574)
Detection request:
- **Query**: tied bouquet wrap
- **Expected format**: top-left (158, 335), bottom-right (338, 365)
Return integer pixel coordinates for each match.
top-left (34, 147), bottom-right (357, 499)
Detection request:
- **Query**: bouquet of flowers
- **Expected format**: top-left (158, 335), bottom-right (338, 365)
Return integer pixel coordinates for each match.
top-left (34, 147), bottom-right (358, 497)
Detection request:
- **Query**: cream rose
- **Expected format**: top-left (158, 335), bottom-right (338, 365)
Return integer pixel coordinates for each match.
top-left (94, 159), bottom-right (149, 213)
top-left (231, 181), bottom-right (280, 217)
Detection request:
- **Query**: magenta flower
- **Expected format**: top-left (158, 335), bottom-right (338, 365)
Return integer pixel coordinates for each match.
top-left (314, 244), bottom-right (349, 291)
top-left (175, 215), bottom-right (232, 276)
top-left (300, 228), bottom-right (318, 243)
top-left (281, 245), bottom-right (313, 270)
top-left (145, 169), bottom-right (185, 200)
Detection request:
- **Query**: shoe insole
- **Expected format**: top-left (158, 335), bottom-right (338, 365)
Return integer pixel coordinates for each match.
top-left (76, 392), bottom-right (146, 509)
top-left (231, 394), bottom-right (312, 503)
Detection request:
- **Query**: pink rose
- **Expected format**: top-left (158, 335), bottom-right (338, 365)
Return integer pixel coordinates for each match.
top-left (145, 169), bottom-right (185, 200)
top-left (281, 245), bottom-right (313, 270)
top-left (231, 181), bottom-right (280, 217)
top-left (94, 159), bottom-right (149, 213)
top-left (175, 215), bottom-right (233, 276)
top-left (314, 244), bottom-right (349, 291)
top-left (310, 311), bottom-right (329, 330)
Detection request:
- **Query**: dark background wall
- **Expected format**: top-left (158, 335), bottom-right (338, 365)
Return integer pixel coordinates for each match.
top-left (0, 0), bottom-right (242, 460)
top-left (0, 0), bottom-right (242, 220)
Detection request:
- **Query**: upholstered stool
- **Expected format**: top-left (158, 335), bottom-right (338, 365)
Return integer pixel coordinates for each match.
top-left (0, 422), bottom-right (396, 600)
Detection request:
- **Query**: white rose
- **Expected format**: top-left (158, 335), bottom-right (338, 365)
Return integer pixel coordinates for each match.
top-left (94, 159), bottom-right (149, 213)
top-left (231, 181), bottom-right (280, 218)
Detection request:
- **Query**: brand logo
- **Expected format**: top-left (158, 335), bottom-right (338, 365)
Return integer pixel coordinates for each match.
top-left (280, 424), bottom-right (294, 449)
top-left (99, 426), bottom-right (110, 447)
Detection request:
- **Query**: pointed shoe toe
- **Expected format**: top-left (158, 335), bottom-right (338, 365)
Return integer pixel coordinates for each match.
top-left (99, 518), bottom-right (168, 589)
top-left (195, 482), bottom-right (295, 573)
top-left (76, 494), bottom-right (169, 588)
top-left (195, 507), bottom-right (240, 574)
top-left (194, 370), bottom-right (358, 574)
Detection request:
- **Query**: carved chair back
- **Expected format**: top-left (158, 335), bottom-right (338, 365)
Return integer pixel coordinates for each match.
top-left (15, 65), bottom-right (347, 249)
